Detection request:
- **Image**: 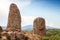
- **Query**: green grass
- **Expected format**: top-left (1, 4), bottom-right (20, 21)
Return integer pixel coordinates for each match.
top-left (41, 29), bottom-right (60, 40)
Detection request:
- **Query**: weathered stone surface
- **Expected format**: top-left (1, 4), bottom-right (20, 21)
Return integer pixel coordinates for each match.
top-left (25, 34), bottom-right (40, 40)
top-left (1, 31), bottom-right (10, 40)
top-left (1, 31), bottom-right (41, 40)
top-left (8, 32), bottom-right (15, 40)
top-left (2, 32), bottom-right (11, 40)
top-left (1, 36), bottom-right (8, 40)
top-left (0, 26), bottom-right (3, 32)
top-left (6, 3), bottom-right (21, 31)
top-left (0, 26), bottom-right (3, 38)
top-left (33, 17), bottom-right (46, 36)
top-left (7, 31), bottom-right (25, 40)
top-left (1, 31), bottom-right (7, 36)
top-left (15, 32), bottom-right (25, 40)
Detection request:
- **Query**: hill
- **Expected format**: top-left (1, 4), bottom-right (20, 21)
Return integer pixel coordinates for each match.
top-left (22, 25), bottom-right (55, 31)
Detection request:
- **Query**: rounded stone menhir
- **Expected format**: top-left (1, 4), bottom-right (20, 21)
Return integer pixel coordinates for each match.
top-left (33, 17), bottom-right (46, 36)
top-left (6, 3), bottom-right (21, 32)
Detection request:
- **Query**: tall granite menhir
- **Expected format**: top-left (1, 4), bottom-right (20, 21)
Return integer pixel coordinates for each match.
top-left (6, 3), bottom-right (21, 31)
top-left (33, 17), bottom-right (46, 36)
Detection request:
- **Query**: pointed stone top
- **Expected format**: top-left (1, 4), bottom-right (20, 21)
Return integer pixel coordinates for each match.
top-left (10, 3), bottom-right (17, 7)
top-left (10, 3), bottom-right (19, 11)
top-left (10, 3), bottom-right (16, 5)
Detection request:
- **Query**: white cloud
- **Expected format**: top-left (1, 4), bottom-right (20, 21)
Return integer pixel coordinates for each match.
top-left (46, 20), bottom-right (60, 28)
top-left (21, 16), bottom-right (36, 26)
top-left (0, 0), bottom-right (10, 15)
top-left (46, 20), bottom-right (54, 27)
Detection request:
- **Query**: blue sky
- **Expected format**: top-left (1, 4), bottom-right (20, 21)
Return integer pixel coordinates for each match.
top-left (0, 0), bottom-right (60, 28)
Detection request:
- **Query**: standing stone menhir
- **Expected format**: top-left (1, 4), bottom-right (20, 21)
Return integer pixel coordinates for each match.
top-left (33, 17), bottom-right (46, 36)
top-left (6, 3), bottom-right (21, 31)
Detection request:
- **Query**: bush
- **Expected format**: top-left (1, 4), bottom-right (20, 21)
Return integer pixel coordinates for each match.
top-left (41, 29), bottom-right (60, 40)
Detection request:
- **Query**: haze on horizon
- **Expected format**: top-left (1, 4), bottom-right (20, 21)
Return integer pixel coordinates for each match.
top-left (0, 0), bottom-right (60, 28)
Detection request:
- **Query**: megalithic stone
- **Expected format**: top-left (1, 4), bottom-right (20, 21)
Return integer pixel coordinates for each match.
top-left (33, 17), bottom-right (46, 36)
top-left (6, 3), bottom-right (21, 31)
